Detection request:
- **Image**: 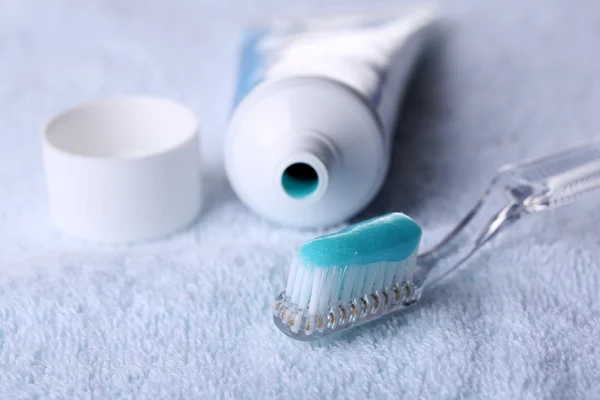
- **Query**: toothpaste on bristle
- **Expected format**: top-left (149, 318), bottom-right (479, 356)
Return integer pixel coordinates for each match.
top-left (282, 212), bottom-right (422, 330)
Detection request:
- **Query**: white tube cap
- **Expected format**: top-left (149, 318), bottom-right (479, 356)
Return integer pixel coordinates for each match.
top-left (42, 96), bottom-right (202, 242)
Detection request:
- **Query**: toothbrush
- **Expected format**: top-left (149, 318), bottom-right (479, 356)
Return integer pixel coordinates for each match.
top-left (273, 141), bottom-right (600, 340)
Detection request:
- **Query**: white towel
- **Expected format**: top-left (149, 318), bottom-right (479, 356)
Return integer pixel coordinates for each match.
top-left (1, 0), bottom-right (599, 398)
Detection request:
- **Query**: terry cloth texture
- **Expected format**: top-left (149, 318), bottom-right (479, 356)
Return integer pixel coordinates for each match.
top-left (1, 0), bottom-right (599, 398)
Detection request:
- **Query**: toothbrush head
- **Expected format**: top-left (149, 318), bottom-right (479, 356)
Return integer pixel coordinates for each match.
top-left (273, 212), bottom-right (422, 341)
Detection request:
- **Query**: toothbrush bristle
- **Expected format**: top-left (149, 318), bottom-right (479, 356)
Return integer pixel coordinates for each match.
top-left (274, 212), bottom-right (423, 340)
top-left (274, 248), bottom-right (420, 337)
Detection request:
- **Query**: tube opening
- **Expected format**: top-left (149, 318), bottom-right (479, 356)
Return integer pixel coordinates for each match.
top-left (282, 163), bottom-right (319, 199)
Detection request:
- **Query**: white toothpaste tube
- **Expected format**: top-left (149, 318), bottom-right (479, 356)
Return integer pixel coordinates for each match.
top-left (225, 6), bottom-right (439, 228)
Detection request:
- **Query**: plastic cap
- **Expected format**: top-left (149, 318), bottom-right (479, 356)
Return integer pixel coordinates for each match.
top-left (42, 96), bottom-right (202, 242)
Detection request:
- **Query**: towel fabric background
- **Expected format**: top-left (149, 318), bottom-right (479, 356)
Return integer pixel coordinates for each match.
top-left (1, 0), bottom-right (599, 398)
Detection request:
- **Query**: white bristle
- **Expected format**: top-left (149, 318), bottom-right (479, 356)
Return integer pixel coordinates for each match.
top-left (297, 268), bottom-right (314, 309)
top-left (362, 267), bottom-right (376, 296)
top-left (285, 259), bottom-right (299, 294)
top-left (308, 269), bottom-right (324, 314)
top-left (404, 250), bottom-right (419, 282)
top-left (290, 266), bottom-right (305, 304)
top-left (340, 266), bottom-right (354, 302)
top-left (373, 263), bottom-right (386, 293)
top-left (327, 267), bottom-right (342, 306)
top-left (352, 268), bottom-right (366, 299)
top-left (392, 259), bottom-right (407, 285)
top-left (383, 261), bottom-right (396, 289)
top-left (284, 247), bottom-right (419, 315)
top-left (318, 270), bottom-right (334, 314)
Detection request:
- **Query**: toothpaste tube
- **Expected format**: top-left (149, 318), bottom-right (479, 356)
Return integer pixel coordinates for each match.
top-left (225, 7), bottom-right (439, 228)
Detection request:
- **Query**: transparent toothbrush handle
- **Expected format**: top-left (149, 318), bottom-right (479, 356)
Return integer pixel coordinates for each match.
top-left (415, 141), bottom-right (600, 289)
